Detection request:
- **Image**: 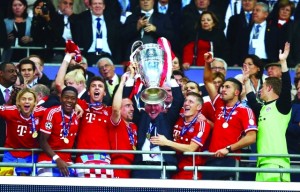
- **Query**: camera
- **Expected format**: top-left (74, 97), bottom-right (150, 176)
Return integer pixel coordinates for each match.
top-left (41, 2), bottom-right (49, 15)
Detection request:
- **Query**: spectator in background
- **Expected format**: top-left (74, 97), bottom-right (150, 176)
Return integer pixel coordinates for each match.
top-left (72, 0), bottom-right (122, 66)
top-left (31, 84), bottom-right (50, 105)
top-left (0, 14), bottom-right (8, 61)
top-left (232, 2), bottom-right (280, 66)
top-left (172, 53), bottom-right (184, 72)
top-left (268, 0), bottom-right (295, 61)
top-left (227, 0), bottom-right (257, 66)
top-left (3, 0), bottom-right (33, 62)
top-left (97, 57), bottom-right (120, 106)
top-left (28, 55), bottom-right (52, 88)
top-left (17, 59), bottom-right (37, 88)
top-left (77, 56), bottom-right (95, 85)
top-left (172, 70), bottom-right (185, 88)
top-left (289, 16), bottom-right (300, 67)
top-left (121, 0), bottom-right (174, 62)
top-left (182, 11), bottom-right (229, 69)
top-left (0, 62), bottom-right (17, 150)
top-left (286, 77), bottom-right (300, 182)
top-left (235, 55), bottom-right (267, 101)
top-left (154, 0), bottom-right (182, 54)
top-left (31, 0), bottom-right (58, 62)
top-left (295, 63), bottom-right (300, 78)
top-left (212, 72), bottom-right (225, 92)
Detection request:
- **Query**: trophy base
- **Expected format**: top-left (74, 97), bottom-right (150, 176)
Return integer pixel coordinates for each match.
top-left (140, 87), bottom-right (167, 105)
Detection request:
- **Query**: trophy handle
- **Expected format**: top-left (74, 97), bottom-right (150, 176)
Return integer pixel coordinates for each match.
top-left (130, 41), bottom-right (143, 62)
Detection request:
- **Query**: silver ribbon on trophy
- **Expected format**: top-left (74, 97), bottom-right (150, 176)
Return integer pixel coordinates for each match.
top-left (130, 37), bottom-right (173, 104)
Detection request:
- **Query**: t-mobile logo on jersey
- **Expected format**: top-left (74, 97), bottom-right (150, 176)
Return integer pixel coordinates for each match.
top-left (85, 113), bottom-right (96, 123)
top-left (17, 125), bottom-right (28, 136)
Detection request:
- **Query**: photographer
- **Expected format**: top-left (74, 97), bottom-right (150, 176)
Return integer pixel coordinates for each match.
top-left (31, 0), bottom-right (60, 61)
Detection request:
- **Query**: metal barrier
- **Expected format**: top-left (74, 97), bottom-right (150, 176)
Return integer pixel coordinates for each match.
top-left (1, 147), bottom-right (300, 180)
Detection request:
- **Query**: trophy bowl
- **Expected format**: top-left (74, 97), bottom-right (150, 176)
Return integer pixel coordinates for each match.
top-left (130, 43), bottom-right (167, 104)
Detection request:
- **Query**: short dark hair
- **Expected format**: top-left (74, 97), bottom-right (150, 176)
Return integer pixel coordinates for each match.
top-left (0, 62), bottom-right (14, 71)
top-left (87, 76), bottom-right (105, 90)
top-left (172, 70), bottom-right (185, 78)
top-left (225, 77), bottom-right (243, 95)
top-left (186, 80), bottom-right (201, 92)
top-left (18, 59), bottom-right (36, 72)
top-left (62, 86), bottom-right (78, 97)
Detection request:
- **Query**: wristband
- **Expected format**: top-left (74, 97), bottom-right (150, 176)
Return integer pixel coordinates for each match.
top-left (52, 154), bottom-right (60, 161)
top-left (63, 54), bottom-right (72, 63)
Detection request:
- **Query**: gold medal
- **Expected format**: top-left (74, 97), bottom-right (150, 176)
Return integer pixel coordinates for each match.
top-left (64, 137), bottom-right (69, 144)
top-left (146, 133), bottom-right (150, 139)
top-left (132, 145), bottom-right (136, 150)
top-left (32, 131), bottom-right (38, 138)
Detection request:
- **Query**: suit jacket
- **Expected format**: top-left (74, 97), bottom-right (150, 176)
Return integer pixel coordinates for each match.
top-left (0, 17), bottom-right (6, 48)
top-left (290, 20), bottom-right (300, 67)
top-left (232, 21), bottom-right (280, 66)
top-left (124, 86), bottom-right (184, 165)
top-left (154, 1), bottom-right (182, 54)
top-left (102, 75), bottom-right (121, 106)
top-left (50, 13), bottom-right (77, 47)
top-left (72, 10), bottom-right (122, 63)
top-left (122, 10), bottom-right (174, 61)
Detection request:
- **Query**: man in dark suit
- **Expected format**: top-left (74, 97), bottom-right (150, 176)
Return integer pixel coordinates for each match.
top-left (227, 0), bottom-right (257, 66)
top-left (124, 77), bottom-right (184, 178)
top-left (232, 2), bottom-right (280, 66)
top-left (96, 57), bottom-right (120, 106)
top-left (0, 62), bottom-right (18, 148)
top-left (154, 0), bottom-right (182, 54)
top-left (72, 0), bottom-right (122, 66)
top-left (121, 0), bottom-right (174, 61)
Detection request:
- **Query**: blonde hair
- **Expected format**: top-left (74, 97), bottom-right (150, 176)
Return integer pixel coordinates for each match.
top-left (64, 69), bottom-right (86, 88)
top-left (16, 88), bottom-right (37, 107)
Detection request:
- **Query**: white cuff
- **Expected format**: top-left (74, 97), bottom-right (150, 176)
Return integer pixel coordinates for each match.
top-left (125, 78), bottom-right (134, 86)
top-left (52, 154), bottom-right (60, 161)
top-left (63, 54), bottom-right (72, 63)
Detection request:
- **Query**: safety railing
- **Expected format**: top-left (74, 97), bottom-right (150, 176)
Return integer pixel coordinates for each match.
top-left (1, 147), bottom-right (300, 180)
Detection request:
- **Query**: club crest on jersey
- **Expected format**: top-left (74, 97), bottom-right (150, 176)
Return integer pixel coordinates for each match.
top-left (189, 127), bottom-right (194, 132)
top-left (45, 121), bottom-right (53, 130)
top-left (103, 110), bottom-right (108, 116)
top-left (35, 118), bottom-right (39, 125)
top-left (266, 107), bottom-right (272, 112)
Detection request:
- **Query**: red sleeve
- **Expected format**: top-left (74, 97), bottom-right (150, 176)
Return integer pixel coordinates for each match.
top-left (202, 101), bottom-right (215, 123)
top-left (77, 98), bottom-right (88, 110)
top-left (182, 42), bottom-right (194, 65)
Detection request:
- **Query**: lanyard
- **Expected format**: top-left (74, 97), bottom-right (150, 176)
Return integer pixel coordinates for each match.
top-left (180, 113), bottom-right (198, 136)
top-left (61, 110), bottom-right (73, 137)
top-left (223, 101), bottom-right (240, 122)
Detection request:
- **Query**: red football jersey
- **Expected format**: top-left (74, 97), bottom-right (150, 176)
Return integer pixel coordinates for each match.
top-left (0, 106), bottom-right (45, 158)
top-left (172, 117), bottom-right (211, 179)
top-left (209, 95), bottom-right (257, 153)
top-left (38, 105), bottom-right (79, 162)
top-left (75, 105), bottom-right (112, 163)
top-left (109, 118), bottom-right (137, 178)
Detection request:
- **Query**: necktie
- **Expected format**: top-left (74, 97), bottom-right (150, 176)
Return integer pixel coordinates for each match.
top-left (108, 79), bottom-right (113, 85)
top-left (234, 1), bottom-right (238, 15)
top-left (249, 24), bottom-right (261, 54)
top-left (253, 24), bottom-right (261, 39)
top-left (96, 18), bottom-right (102, 53)
top-left (4, 88), bottom-right (10, 103)
top-left (160, 5), bottom-right (167, 14)
top-left (245, 12), bottom-right (251, 24)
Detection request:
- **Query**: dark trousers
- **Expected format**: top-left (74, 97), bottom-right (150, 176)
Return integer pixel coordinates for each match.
top-left (202, 157), bottom-right (236, 180)
top-left (85, 52), bottom-right (112, 66)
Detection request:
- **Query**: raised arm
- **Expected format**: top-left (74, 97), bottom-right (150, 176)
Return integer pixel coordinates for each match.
top-left (203, 52), bottom-right (218, 101)
top-left (111, 73), bottom-right (130, 124)
top-left (55, 53), bottom-right (75, 93)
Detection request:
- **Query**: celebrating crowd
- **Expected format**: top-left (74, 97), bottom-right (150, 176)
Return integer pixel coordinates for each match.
top-left (0, 0), bottom-right (300, 183)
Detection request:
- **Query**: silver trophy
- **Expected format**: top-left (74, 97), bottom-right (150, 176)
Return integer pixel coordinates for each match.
top-left (130, 41), bottom-right (167, 104)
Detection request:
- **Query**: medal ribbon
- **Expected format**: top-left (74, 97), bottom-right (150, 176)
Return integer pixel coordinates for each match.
top-left (180, 113), bottom-right (198, 136)
top-left (61, 110), bottom-right (73, 138)
top-left (89, 102), bottom-right (102, 108)
top-left (147, 122), bottom-right (156, 139)
top-left (126, 123), bottom-right (135, 147)
top-left (223, 102), bottom-right (240, 122)
top-left (30, 113), bottom-right (36, 134)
